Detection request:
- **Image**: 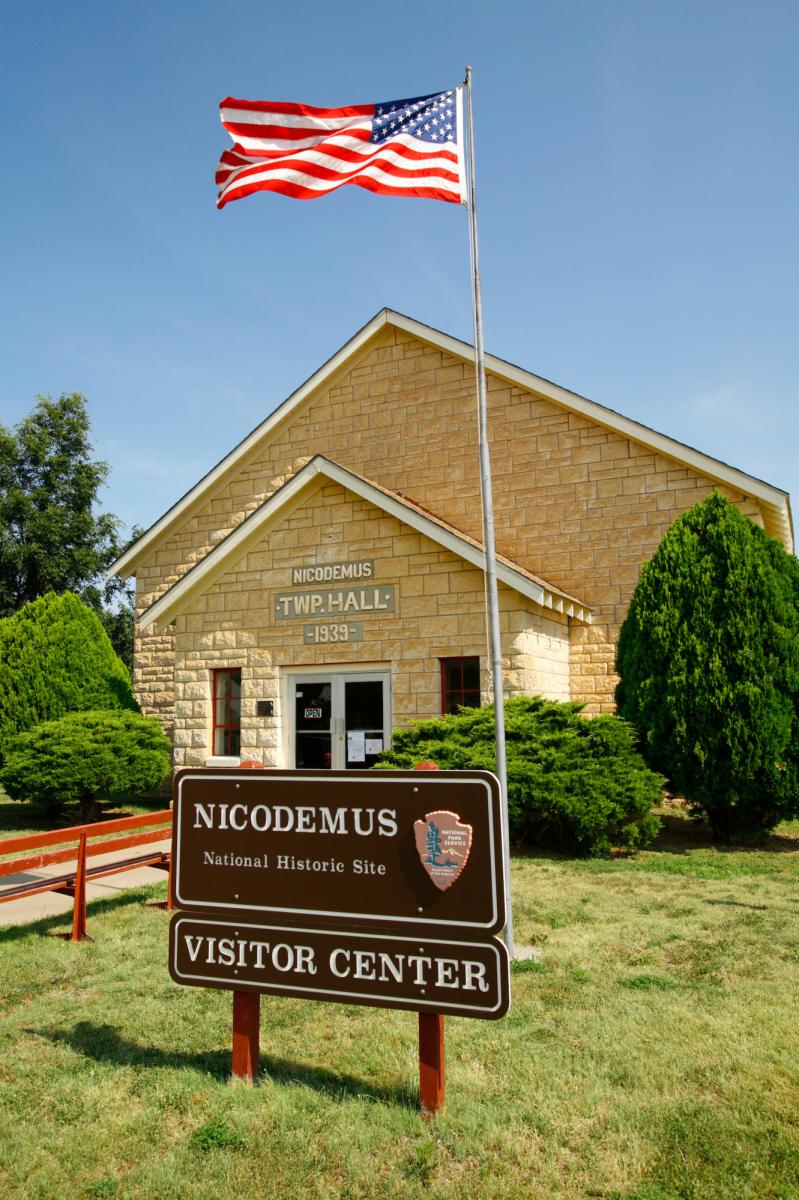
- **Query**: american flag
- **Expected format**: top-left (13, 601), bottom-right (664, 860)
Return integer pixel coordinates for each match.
top-left (216, 89), bottom-right (466, 208)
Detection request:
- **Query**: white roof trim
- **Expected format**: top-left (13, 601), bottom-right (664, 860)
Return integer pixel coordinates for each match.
top-left (141, 456), bottom-right (592, 632)
top-left (111, 309), bottom-right (793, 576)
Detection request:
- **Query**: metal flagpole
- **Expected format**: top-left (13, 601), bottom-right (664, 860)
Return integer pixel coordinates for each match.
top-left (463, 65), bottom-right (515, 959)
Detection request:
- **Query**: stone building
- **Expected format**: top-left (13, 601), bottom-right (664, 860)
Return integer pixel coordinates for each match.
top-left (110, 309), bottom-right (793, 770)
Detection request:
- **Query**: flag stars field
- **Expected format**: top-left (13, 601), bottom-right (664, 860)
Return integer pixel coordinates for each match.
top-left (369, 92), bottom-right (456, 147)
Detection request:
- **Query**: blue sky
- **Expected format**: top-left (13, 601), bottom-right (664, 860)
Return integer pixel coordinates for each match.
top-left (2, 1), bottom-right (797, 543)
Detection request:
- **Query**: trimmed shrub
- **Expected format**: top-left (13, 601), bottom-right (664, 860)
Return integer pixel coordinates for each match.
top-left (0, 710), bottom-right (171, 818)
top-left (0, 591), bottom-right (135, 761)
top-left (375, 696), bottom-right (663, 855)
top-left (616, 492), bottom-right (799, 840)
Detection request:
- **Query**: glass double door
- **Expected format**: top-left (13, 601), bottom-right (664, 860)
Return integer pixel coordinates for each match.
top-left (291, 672), bottom-right (390, 770)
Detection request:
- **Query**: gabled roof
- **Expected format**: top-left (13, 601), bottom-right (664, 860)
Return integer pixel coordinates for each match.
top-left (111, 308), bottom-right (794, 578)
top-left (140, 455), bottom-right (592, 632)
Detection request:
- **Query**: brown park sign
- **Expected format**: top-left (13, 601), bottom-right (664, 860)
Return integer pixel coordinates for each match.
top-left (171, 769), bottom-right (505, 935)
top-left (169, 914), bottom-right (510, 1019)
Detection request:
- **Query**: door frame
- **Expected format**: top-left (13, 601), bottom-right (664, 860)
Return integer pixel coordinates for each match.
top-left (282, 665), bottom-right (392, 770)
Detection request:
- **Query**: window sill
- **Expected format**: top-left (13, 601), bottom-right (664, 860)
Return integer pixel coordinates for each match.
top-left (204, 756), bottom-right (241, 768)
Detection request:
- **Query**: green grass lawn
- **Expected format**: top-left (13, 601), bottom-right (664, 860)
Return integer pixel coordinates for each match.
top-left (1, 810), bottom-right (798, 1199)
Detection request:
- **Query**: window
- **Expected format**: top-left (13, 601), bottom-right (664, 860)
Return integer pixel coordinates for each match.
top-left (440, 657), bottom-right (481, 715)
top-left (213, 669), bottom-right (241, 756)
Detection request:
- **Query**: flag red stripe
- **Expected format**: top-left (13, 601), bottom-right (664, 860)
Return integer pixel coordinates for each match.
top-left (217, 137), bottom-right (458, 177)
top-left (225, 150), bottom-right (459, 182)
top-left (218, 174), bottom-right (460, 207)
top-left (222, 121), bottom-right (371, 143)
top-left (220, 96), bottom-right (375, 119)
top-left (217, 152), bottom-right (460, 191)
top-left (225, 133), bottom-right (373, 160)
top-left (220, 137), bottom-right (458, 169)
top-left (352, 176), bottom-right (460, 202)
top-left (217, 164), bottom-right (462, 204)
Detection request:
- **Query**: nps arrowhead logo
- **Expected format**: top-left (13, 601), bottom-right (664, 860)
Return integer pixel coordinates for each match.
top-left (413, 810), bottom-right (473, 892)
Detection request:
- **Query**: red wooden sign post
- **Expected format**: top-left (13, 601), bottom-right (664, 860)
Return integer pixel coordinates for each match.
top-left (418, 1012), bottom-right (445, 1113)
top-left (70, 831), bottom-right (90, 943)
top-left (232, 991), bottom-right (260, 1080)
top-left (414, 762), bottom-right (445, 1113)
top-left (231, 759), bottom-right (263, 1082)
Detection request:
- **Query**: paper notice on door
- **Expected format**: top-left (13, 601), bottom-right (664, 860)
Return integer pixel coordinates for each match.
top-left (347, 731), bottom-right (366, 762)
top-left (365, 738), bottom-right (383, 755)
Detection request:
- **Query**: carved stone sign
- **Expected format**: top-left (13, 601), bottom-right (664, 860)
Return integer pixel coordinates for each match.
top-left (171, 769), bottom-right (505, 935)
top-left (273, 585), bottom-right (395, 620)
top-left (169, 916), bottom-right (510, 1019)
top-left (302, 621), bottom-right (363, 645)
top-left (291, 559), bottom-right (374, 585)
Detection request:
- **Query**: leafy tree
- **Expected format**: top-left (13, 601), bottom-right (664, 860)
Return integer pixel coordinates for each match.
top-left (0, 710), bottom-right (171, 819)
top-left (616, 492), bottom-right (799, 840)
top-left (0, 591), bottom-right (136, 761)
top-left (375, 696), bottom-right (662, 855)
top-left (0, 393), bottom-right (125, 614)
top-left (0, 393), bottom-right (140, 671)
top-left (98, 593), bottom-right (136, 675)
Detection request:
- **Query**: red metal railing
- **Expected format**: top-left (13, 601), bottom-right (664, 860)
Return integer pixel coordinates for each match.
top-left (0, 808), bottom-right (172, 940)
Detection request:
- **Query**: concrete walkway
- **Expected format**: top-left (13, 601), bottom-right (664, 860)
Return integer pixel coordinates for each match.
top-left (0, 838), bottom-right (171, 929)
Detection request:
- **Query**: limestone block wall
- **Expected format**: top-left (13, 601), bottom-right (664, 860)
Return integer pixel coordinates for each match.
top-left (169, 484), bottom-right (572, 768)
top-left (133, 620), bottom-right (175, 736)
top-left (173, 633), bottom-right (280, 766)
top-left (509, 613), bottom-right (570, 702)
top-left (132, 325), bottom-right (771, 720)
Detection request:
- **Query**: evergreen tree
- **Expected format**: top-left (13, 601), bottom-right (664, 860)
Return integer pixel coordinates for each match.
top-left (1, 709), bottom-right (171, 819)
top-left (0, 591), bottom-right (136, 761)
top-left (377, 696), bottom-right (662, 856)
top-left (425, 822), bottom-right (442, 863)
top-left (616, 492), bottom-right (799, 839)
